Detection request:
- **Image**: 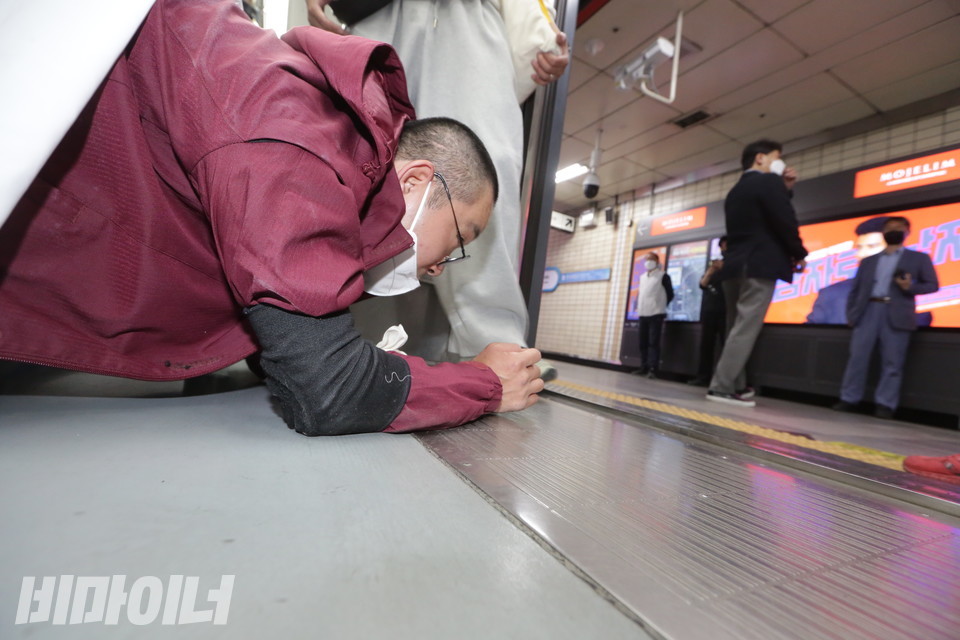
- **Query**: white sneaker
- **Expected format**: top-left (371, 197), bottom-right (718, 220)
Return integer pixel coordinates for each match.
top-left (706, 390), bottom-right (756, 407)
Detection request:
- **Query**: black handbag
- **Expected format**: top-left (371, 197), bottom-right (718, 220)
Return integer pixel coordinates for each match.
top-left (329, 0), bottom-right (393, 26)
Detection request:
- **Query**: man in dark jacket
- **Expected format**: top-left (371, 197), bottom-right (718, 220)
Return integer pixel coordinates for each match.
top-left (706, 140), bottom-right (808, 407)
top-left (688, 236), bottom-right (727, 386)
top-left (0, 0), bottom-right (543, 436)
top-left (833, 216), bottom-right (939, 419)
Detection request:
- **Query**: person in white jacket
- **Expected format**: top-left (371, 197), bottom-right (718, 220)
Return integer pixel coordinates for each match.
top-left (305, 0), bottom-right (568, 370)
top-left (635, 253), bottom-right (675, 379)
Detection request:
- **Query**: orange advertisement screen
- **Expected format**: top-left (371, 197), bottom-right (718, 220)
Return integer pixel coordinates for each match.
top-left (766, 202), bottom-right (960, 328)
top-left (854, 148), bottom-right (960, 198)
top-left (626, 247), bottom-right (666, 321)
top-left (651, 207), bottom-right (707, 236)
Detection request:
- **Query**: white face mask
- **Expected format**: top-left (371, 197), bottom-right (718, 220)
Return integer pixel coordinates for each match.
top-left (644, 260), bottom-right (658, 271)
top-left (769, 158), bottom-right (786, 176)
top-left (363, 181), bottom-right (432, 297)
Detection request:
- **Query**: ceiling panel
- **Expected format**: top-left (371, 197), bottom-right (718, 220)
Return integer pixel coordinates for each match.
top-left (804, 0), bottom-right (955, 70)
top-left (657, 140), bottom-right (744, 178)
top-left (773, 0), bottom-right (926, 54)
top-left (598, 170), bottom-right (671, 200)
top-left (706, 1), bottom-right (954, 115)
top-left (733, 0), bottom-right (809, 24)
top-left (595, 123), bottom-right (678, 166)
top-left (553, 180), bottom-right (589, 206)
top-left (671, 0), bottom-right (764, 69)
top-left (595, 158), bottom-right (649, 186)
top-left (567, 55), bottom-right (601, 93)
top-left (706, 56), bottom-right (823, 115)
top-left (831, 16), bottom-right (960, 94)
top-left (625, 126), bottom-right (731, 168)
top-left (600, 0), bottom-right (763, 84)
top-left (668, 28), bottom-right (807, 113)
top-left (863, 60), bottom-right (960, 112)
top-left (563, 72), bottom-right (640, 134)
top-left (571, 0), bottom-right (702, 71)
top-left (708, 73), bottom-right (857, 139)
top-left (751, 96), bottom-right (876, 144)
top-left (556, 135), bottom-right (595, 169)
top-left (573, 96), bottom-right (683, 148)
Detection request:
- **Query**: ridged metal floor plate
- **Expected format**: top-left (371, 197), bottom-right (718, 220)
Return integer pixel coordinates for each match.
top-left (419, 398), bottom-right (960, 640)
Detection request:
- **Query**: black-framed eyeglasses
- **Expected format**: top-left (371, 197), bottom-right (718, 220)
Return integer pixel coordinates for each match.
top-left (433, 172), bottom-right (470, 266)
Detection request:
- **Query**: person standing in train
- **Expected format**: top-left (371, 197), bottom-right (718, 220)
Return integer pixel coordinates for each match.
top-left (305, 0), bottom-right (569, 374)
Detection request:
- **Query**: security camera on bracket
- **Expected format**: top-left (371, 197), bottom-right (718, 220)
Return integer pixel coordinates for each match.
top-left (583, 128), bottom-right (602, 199)
top-left (613, 11), bottom-right (683, 105)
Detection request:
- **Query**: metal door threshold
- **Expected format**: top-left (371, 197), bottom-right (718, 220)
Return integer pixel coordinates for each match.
top-left (546, 383), bottom-right (960, 517)
top-left (418, 397), bottom-right (960, 640)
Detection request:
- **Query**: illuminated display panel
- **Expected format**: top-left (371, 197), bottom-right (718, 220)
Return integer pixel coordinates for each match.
top-left (766, 202), bottom-right (960, 327)
top-left (854, 148), bottom-right (960, 198)
top-left (625, 246), bottom-right (666, 321)
top-left (665, 240), bottom-right (709, 321)
top-left (651, 207), bottom-right (707, 236)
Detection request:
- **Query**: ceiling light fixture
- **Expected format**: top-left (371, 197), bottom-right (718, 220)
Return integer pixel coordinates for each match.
top-left (555, 163), bottom-right (589, 183)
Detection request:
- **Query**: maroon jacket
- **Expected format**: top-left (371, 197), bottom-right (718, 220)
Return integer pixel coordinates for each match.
top-left (0, 0), bottom-right (501, 432)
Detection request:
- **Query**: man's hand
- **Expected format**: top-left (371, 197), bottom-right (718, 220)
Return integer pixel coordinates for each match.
top-left (782, 166), bottom-right (798, 191)
top-left (532, 32), bottom-right (570, 86)
top-left (305, 0), bottom-right (348, 34)
top-left (895, 272), bottom-right (913, 291)
top-left (474, 343), bottom-right (545, 412)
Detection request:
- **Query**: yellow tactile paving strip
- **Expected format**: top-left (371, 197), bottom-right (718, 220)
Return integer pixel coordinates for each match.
top-left (550, 380), bottom-right (907, 471)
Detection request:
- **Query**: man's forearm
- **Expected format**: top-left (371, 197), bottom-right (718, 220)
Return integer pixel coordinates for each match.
top-left (384, 357), bottom-right (502, 433)
top-left (246, 304), bottom-right (410, 436)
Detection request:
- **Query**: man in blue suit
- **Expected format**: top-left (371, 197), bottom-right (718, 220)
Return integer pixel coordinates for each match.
top-left (806, 217), bottom-right (888, 325)
top-left (833, 216), bottom-right (939, 419)
top-left (806, 216), bottom-right (932, 326)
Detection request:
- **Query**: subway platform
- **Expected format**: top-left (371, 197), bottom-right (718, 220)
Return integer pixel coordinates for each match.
top-left (2, 362), bottom-right (959, 639)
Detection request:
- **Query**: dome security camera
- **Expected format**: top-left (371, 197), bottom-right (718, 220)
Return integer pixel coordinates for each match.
top-left (583, 171), bottom-right (600, 199)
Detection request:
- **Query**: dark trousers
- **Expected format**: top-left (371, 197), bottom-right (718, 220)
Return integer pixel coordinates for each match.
top-left (638, 314), bottom-right (666, 372)
top-left (697, 312), bottom-right (726, 378)
top-left (840, 302), bottom-right (912, 410)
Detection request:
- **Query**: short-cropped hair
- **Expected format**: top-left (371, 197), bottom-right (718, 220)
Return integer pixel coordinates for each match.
top-left (885, 216), bottom-right (911, 229)
top-left (741, 139), bottom-right (783, 171)
top-left (397, 117), bottom-right (499, 209)
top-left (854, 216), bottom-right (889, 235)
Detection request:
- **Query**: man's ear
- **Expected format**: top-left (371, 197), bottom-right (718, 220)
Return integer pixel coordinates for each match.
top-left (394, 159), bottom-right (435, 195)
